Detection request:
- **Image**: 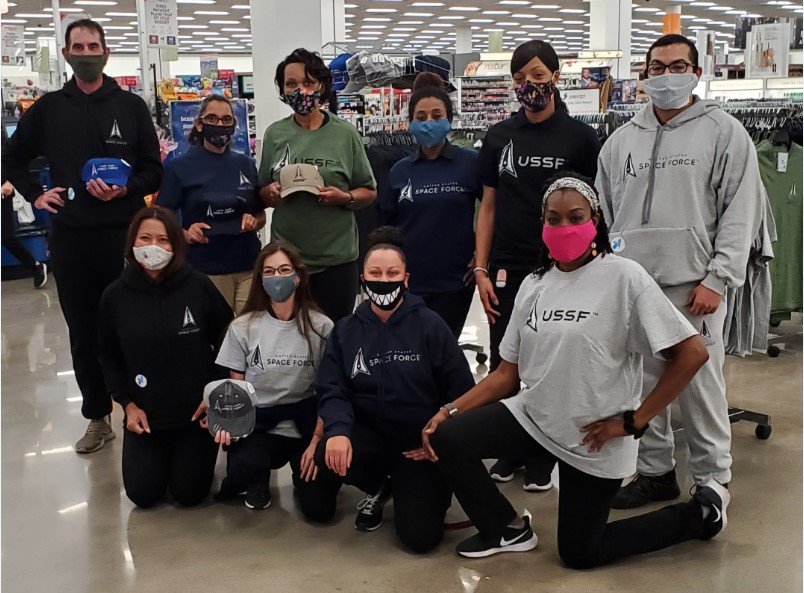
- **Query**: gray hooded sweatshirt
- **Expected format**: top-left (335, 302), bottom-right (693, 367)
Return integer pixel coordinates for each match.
top-left (596, 98), bottom-right (763, 294)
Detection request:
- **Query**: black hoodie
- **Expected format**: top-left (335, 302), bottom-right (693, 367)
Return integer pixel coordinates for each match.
top-left (316, 294), bottom-right (475, 448)
top-left (99, 262), bottom-right (233, 431)
top-left (1, 75), bottom-right (162, 229)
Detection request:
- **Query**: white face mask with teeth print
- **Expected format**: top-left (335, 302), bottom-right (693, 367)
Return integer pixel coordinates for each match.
top-left (363, 280), bottom-right (406, 311)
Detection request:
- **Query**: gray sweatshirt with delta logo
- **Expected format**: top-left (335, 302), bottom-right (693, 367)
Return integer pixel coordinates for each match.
top-left (595, 98), bottom-right (763, 294)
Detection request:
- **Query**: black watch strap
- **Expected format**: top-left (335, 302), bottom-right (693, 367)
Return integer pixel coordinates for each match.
top-left (622, 410), bottom-right (647, 439)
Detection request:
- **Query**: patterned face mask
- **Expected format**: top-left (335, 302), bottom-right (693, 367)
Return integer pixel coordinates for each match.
top-left (515, 79), bottom-right (555, 113)
top-left (282, 88), bottom-right (321, 115)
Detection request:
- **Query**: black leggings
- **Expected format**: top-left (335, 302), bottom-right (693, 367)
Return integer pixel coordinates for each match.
top-left (226, 431), bottom-right (305, 487)
top-left (421, 288), bottom-right (474, 340)
top-left (309, 260), bottom-right (358, 324)
top-left (431, 403), bottom-right (705, 569)
top-left (300, 423), bottom-right (452, 554)
top-left (122, 423), bottom-right (219, 508)
top-left (1, 197), bottom-right (37, 270)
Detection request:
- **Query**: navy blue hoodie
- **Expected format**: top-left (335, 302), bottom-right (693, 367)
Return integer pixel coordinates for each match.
top-left (316, 294), bottom-right (475, 447)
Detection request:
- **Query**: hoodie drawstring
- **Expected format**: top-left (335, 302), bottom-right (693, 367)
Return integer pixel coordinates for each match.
top-left (642, 125), bottom-right (665, 225)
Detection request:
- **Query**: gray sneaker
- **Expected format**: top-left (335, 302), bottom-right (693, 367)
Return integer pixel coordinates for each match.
top-left (75, 417), bottom-right (116, 454)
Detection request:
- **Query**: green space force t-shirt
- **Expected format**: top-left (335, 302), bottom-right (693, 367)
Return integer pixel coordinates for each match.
top-left (258, 113), bottom-right (376, 271)
top-left (756, 140), bottom-right (802, 314)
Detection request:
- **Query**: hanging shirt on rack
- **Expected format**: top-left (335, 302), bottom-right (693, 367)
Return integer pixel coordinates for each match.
top-left (478, 107), bottom-right (601, 273)
top-left (756, 139), bottom-right (803, 314)
top-left (378, 141), bottom-right (482, 295)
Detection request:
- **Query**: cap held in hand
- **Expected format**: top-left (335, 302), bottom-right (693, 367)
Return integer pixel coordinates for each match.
top-left (203, 379), bottom-right (257, 439)
top-left (279, 163), bottom-right (325, 198)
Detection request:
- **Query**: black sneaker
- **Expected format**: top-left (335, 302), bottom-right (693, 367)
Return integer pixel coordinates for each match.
top-left (489, 458), bottom-right (524, 483)
top-left (456, 511), bottom-right (539, 558)
top-left (523, 463), bottom-right (553, 492)
top-left (354, 480), bottom-right (392, 532)
top-left (214, 476), bottom-right (247, 501)
top-left (244, 481), bottom-right (271, 510)
top-left (693, 480), bottom-right (730, 540)
top-left (33, 262), bottom-right (47, 289)
top-left (610, 470), bottom-right (681, 509)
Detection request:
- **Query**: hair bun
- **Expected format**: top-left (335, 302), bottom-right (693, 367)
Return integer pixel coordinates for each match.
top-left (413, 72), bottom-right (445, 91)
top-left (367, 226), bottom-right (405, 249)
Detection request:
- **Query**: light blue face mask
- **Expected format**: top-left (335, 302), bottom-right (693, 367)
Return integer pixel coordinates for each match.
top-left (262, 272), bottom-right (298, 303)
top-left (408, 118), bottom-right (451, 148)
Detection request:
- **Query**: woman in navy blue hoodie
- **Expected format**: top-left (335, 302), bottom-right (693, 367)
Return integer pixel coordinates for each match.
top-left (305, 227), bottom-right (475, 553)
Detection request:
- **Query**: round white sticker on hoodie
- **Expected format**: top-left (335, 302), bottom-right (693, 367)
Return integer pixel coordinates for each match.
top-left (135, 374), bottom-right (148, 388)
top-left (610, 236), bottom-right (625, 253)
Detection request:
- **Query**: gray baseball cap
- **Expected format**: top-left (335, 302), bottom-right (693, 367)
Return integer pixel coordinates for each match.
top-left (204, 379), bottom-right (257, 439)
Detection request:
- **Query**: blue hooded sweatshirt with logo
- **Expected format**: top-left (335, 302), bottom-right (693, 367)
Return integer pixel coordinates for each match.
top-left (315, 294), bottom-right (475, 448)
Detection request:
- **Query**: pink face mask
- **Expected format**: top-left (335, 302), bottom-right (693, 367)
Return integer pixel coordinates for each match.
top-left (542, 220), bottom-right (597, 263)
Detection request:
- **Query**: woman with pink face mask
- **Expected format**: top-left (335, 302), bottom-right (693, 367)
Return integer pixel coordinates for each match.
top-left (420, 173), bottom-right (729, 566)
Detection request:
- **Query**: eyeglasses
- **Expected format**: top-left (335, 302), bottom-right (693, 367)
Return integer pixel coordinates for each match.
top-left (200, 114), bottom-right (235, 126)
top-left (647, 60), bottom-right (694, 76)
top-left (263, 265), bottom-right (295, 277)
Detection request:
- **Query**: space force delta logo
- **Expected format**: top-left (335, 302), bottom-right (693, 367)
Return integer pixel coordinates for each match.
top-left (271, 144), bottom-right (336, 177)
top-left (178, 306), bottom-right (200, 336)
top-left (622, 152), bottom-right (699, 180)
top-left (350, 347), bottom-right (423, 378)
top-left (238, 171), bottom-right (252, 188)
top-left (398, 179), bottom-right (473, 203)
top-left (106, 119), bottom-right (126, 145)
top-left (498, 139), bottom-right (567, 178)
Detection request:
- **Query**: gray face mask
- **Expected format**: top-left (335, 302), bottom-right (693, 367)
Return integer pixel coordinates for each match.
top-left (262, 272), bottom-right (298, 303)
top-left (641, 73), bottom-right (698, 110)
top-left (66, 54), bottom-right (107, 83)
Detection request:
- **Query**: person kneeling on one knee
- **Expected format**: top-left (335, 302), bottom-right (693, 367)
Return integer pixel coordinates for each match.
top-left (420, 173), bottom-right (728, 567)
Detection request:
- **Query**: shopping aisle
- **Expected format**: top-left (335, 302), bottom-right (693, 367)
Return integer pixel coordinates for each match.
top-left (1, 278), bottom-right (801, 593)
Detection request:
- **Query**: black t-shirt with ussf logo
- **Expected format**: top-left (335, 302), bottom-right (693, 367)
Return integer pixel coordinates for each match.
top-left (478, 108), bottom-right (601, 273)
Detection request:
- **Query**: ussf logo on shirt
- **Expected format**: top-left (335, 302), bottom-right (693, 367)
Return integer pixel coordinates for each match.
top-left (498, 139), bottom-right (567, 178)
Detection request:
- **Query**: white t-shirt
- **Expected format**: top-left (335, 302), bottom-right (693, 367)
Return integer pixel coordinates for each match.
top-left (216, 310), bottom-right (333, 438)
top-left (499, 255), bottom-right (697, 479)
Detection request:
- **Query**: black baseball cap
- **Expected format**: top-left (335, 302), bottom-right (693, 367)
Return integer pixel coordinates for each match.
top-left (203, 379), bottom-right (257, 438)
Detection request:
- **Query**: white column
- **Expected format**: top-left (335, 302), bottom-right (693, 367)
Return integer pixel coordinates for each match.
top-left (50, 0), bottom-right (66, 86)
top-left (251, 0), bottom-right (347, 136)
top-left (587, 0), bottom-right (632, 79)
top-left (135, 0), bottom-right (153, 106)
top-left (455, 27), bottom-right (472, 53)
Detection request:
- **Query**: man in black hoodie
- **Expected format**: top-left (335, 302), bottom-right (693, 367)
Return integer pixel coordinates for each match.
top-left (2, 20), bottom-right (162, 453)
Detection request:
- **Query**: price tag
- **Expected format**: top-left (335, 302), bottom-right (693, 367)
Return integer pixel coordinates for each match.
top-left (777, 152), bottom-right (789, 173)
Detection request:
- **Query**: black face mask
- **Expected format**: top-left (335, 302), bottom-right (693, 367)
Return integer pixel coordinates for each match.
top-left (362, 280), bottom-right (406, 311)
top-left (201, 123), bottom-right (235, 148)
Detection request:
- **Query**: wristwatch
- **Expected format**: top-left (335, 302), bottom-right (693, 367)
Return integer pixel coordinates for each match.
top-left (622, 410), bottom-right (648, 439)
top-left (441, 402), bottom-right (459, 417)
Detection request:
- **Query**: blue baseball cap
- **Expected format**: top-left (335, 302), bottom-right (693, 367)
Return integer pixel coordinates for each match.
top-left (82, 158), bottom-right (132, 187)
top-left (329, 52), bottom-right (353, 92)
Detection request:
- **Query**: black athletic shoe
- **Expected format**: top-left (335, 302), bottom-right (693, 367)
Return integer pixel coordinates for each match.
top-left (214, 477), bottom-right (247, 501)
top-left (693, 480), bottom-right (730, 540)
top-left (610, 470), bottom-right (681, 509)
top-left (244, 481), bottom-right (271, 510)
top-left (523, 463), bottom-right (553, 492)
top-left (33, 262), bottom-right (47, 289)
top-left (489, 458), bottom-right (524, 483)
top-left (456, 511), bottom-right (539, 558)
top-left (354, 480), bottom-right (392, 532)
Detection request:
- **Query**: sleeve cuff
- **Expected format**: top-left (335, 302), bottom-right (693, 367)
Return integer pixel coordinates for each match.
top-left (113, 392), bottom-right (132, 409)
top-left (326, 422), bottom-right (352, 439)
top-left (701, 273), bottom-right (727, 296)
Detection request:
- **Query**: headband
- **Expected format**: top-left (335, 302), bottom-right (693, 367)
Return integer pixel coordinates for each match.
top-left (542, 177), bottom-right (600, 212)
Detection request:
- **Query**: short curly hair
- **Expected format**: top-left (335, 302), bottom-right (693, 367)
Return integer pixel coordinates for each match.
top-left (274, 48), bottom-right (333, 102)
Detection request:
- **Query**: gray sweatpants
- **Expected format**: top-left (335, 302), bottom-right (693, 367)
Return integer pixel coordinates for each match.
top-left (637, 282), bottom-right (732, 486)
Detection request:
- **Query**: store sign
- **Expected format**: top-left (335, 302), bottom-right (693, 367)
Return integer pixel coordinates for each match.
top-left (464, 61), bottom-right (510, 77)
top-left (709, 79), bottom-right (764, 91)
top-left (766, 78), bottom-right (804, 90)
top-left (145, 0), bottom-right (178, 48)
top-left (1, 25), bottom-right (25, 66)
top-left (562, 89), bottom-right (599, 115)
top-left (200, 54), bottom-right (218, 79)
top-left (745, 24), bottom-right (791, 79)
top-left (169, 99), bottom-right (249, 160)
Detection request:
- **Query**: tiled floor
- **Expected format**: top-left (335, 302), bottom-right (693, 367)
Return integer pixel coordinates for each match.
top-left (2, 279), bottom-right (801, 593)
